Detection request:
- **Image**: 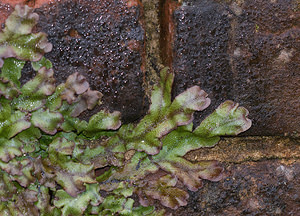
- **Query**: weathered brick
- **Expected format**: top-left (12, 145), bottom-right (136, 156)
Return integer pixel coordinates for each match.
top-left (169, 0), bottom-right (300, 136)
top-left (0, 0), bottom-right (148, 123)
top-left (174, 160), bottom-right (300, 215)
top-left (181, 136), bottom-right (300, 215)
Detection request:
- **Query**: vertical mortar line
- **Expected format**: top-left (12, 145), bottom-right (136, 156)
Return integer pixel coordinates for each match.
top-left (159, 0), bottom-right (181, 72)
top-left (141, 0), bottom-right (163, 98)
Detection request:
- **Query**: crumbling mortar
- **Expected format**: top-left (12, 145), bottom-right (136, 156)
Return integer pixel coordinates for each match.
top-left (141, 0), bottom-right (162, 98)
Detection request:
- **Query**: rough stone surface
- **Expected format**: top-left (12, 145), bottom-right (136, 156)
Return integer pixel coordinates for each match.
top-left (171, 0), bottom-right (300, 136)
top-left (0, 0), bottom-right (148, 123)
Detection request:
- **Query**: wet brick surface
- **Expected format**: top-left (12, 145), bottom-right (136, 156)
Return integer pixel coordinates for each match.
top-left (171, 0), bottom-right (300, 135)
top-left (0, 0), bottom-right (148, 123)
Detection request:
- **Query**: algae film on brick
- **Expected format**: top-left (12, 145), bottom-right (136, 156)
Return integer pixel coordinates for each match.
top-left (0, 5), bottom-right (251, 215)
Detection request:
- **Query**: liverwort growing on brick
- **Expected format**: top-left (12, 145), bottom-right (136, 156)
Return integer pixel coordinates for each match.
top-left (0, 5), bottom-right (251, 215)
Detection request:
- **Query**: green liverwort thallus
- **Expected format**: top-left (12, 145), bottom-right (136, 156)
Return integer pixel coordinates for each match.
top-left (0, 5), bottom-right (251, 215)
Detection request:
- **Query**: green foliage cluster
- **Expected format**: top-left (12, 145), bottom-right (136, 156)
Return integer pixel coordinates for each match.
top-left (0, 5), bottom-right (251, 215)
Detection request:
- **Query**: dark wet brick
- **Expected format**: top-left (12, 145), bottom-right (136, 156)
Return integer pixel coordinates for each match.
top-left (1, 0), bottom-right (148, 123)
top-left (174, 160), bottom-right (300, 216)
top-left (171, 0), bottom-right (300, 136)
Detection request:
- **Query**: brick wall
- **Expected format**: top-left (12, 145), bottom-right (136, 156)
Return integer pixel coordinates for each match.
top-left (168, 0), bottom-right (299, 136)
top-left (0, 0), bottom-right (299, 215)
top-left (1, 0), bottom-right (299, 135)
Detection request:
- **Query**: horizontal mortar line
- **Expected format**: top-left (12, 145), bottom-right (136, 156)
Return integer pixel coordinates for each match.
top-left (186, 135), bottom-right (300, 165)
top-left (219, 156), bottom-right (300, 164)
top-left (221, 135), bottom-right (300, 139)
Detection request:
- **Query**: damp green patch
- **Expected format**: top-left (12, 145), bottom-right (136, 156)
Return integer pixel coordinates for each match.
top-left (0, 5), bottom-right (251, 215)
